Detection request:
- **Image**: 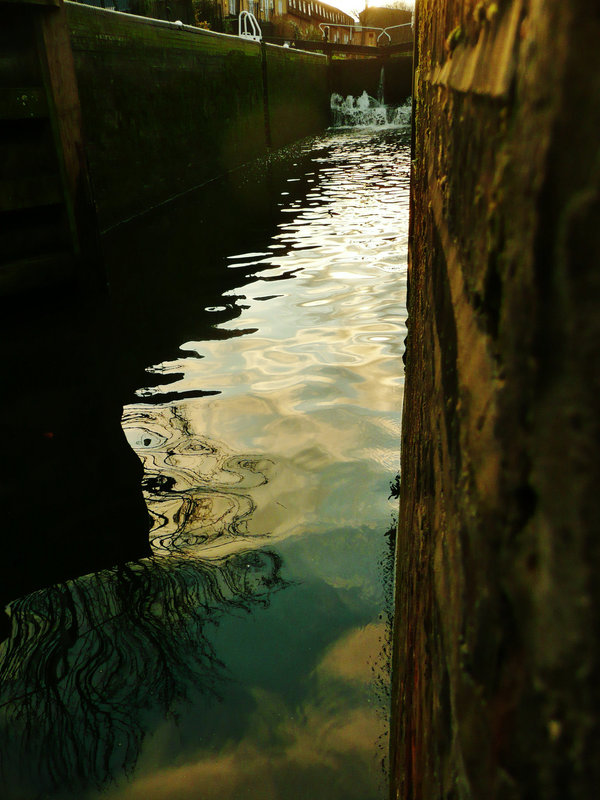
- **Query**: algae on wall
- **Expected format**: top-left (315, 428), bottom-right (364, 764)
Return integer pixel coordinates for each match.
top-left (65, 3), bottom-right (329, 231)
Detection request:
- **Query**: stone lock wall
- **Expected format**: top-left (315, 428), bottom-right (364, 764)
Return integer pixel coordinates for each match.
top-left (65, 4), bottom-right (329, 231)
top-left (264, 42), bottom-right (330, 150)
top-left (391, 1), bottom-right (600, 798)
top-left (329, 54), bottom-right (413, 106)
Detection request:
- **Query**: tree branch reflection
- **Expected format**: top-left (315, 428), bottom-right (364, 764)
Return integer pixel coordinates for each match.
top-left (0, 549), bottom-right (287, 798)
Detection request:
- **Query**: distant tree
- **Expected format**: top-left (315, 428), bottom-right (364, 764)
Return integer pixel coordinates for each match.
top-left (357, 2), bottom-right (414, 17)
top-left (192, 0), bottom-right (222, 29)
top-left (381, 1), bottom-right (413, 10)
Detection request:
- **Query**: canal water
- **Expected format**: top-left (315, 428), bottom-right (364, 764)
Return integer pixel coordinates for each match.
top-left (0, 110), bottom-right (410, 800)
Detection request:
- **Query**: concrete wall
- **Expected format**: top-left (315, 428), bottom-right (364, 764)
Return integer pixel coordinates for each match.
top-left (65, 4), bottom-right (329, 230)
top-left (391, 1), bottom-right (600, 799)
top-left (329, 54), bottom-right (412, 105)
top-left (264, 43), bottom-right (329, 149)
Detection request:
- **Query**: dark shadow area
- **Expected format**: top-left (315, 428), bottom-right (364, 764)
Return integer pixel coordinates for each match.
top-left (101, 143), bottom-right (329, 400)
top-left (0, 282), bottom-right (152, 640)
top-left (0, 141), bottom-right (327, 639)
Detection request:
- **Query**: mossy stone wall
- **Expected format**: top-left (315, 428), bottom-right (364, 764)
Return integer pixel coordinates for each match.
top-left (391, 1), bottom-right (600, 798)
top-left (264, 43), bottom-right (330, 150)
top-left (65, 4), bottom-right (328, 231)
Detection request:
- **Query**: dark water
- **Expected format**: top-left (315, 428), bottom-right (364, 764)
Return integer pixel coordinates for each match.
top-left (0, 122), bottom-right (410, 800)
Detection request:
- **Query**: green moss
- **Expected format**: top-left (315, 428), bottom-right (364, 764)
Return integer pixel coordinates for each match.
top-left (445, 26), bottom-right (464, 53)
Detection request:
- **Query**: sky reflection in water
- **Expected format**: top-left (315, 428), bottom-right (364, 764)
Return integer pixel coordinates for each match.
top-left (0, 126), bottom-right (410, 800)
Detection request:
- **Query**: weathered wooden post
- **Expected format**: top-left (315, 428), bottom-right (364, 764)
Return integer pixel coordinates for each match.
top-left (0, 0), bottom-right (99, 295)
top-left (0, 1), bottom-right (150, 637)
top-left (390, 0), bottom-right (600, 798)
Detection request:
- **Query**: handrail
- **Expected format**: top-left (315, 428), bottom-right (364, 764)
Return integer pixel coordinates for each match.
top-left (319, 22), bottom-right (386, 38)
top-left (318, 20), bottom-right (413, 47)
top-left (239, 10), bottom-right (262, 42)
top-left (376, 22), bottom-right (412, 44)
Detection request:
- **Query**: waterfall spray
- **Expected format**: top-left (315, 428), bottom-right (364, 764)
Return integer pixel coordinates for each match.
top-left (330, 92), bottom-right (412, 129)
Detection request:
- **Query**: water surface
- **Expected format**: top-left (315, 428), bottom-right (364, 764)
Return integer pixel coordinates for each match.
top-left (0, 123), bottom-right (410, 800)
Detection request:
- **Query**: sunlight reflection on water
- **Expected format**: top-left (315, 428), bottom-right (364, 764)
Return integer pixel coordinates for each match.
top-left (0, 125), bottom-right (410, 800)
top-left (117, 127), bottom-right (410, 799)
top-left (126, 128), bottom-right (410, 561)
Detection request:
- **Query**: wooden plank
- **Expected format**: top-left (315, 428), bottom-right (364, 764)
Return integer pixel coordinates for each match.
top-left (0, 204), bottom-right (67, 261)
top-left (0, 175), bottom-right (62, 212)
top-left (0, 0), bottom-right (61, 7)
top-left (428, 0), bottom-right (523, 99)
top-left (0, 87), bottom-right (47, 119)
top-left (36, 0), bottom-right (101, 268)
top-left (0, 124), bottom-right (57, 179)
top-left (0, 251), bottom-right (76, 297)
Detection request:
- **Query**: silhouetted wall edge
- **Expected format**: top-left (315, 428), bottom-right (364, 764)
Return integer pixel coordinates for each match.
top-left (391, 1), bottom-right (600, 798)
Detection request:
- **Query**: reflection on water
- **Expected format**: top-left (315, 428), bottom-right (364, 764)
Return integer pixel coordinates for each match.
top-left (0, 552), bottom-right (286, 799)
top-left (123, 404), bottom-right (273, 556)
top-left (0, 125), bottom-right (409, 799)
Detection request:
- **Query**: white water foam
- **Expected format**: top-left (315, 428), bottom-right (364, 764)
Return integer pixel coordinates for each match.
top-left (330, 91), bottom-right (412, 130)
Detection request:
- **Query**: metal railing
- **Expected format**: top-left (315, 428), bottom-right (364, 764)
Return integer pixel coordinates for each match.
top-left (376, 22), bottom-right (412, 45)
top-left (239, 10), bottom-right (262, 41)
top-left (317, 20), bottom-right (412, 46)
top-left (318, 22), bottom-right (380, 43)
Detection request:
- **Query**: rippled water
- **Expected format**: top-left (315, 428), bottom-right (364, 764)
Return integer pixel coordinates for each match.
top-left (0, 125), bottom-right (410, 800)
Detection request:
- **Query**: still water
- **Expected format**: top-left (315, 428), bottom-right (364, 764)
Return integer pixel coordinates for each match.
top-left (0, 119), bottom-right (410, 799)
